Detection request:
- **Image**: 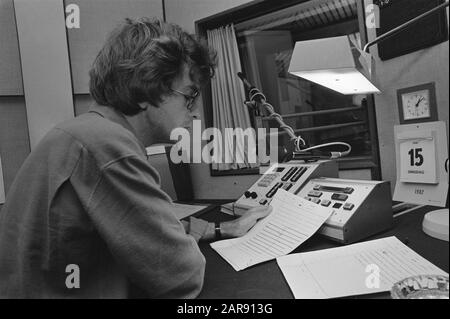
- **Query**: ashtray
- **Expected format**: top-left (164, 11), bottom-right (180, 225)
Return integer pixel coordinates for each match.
top-left (391, 275), bottom-right (449, 299)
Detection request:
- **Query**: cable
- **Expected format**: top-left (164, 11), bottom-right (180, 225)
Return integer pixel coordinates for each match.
top-left (300, 142), bottom-right (352, 159)
top-left (249, 89), bottom-right (306, 151)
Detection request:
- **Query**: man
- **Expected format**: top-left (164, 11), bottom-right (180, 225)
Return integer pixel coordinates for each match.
top-left (0, 18), bottom-right (271, 298)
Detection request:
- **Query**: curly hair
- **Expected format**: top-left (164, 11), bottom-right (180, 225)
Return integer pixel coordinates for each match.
top-left (89, 18), bottom-right (217, 115)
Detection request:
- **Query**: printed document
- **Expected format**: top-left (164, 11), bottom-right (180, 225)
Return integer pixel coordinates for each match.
top-left (277, 236), bottom-right (448, 299)
top-left (211, 189), bottom-right (333, 271)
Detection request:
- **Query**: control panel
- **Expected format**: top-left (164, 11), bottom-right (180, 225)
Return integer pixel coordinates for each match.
top-left (297, 178), bottom-right (393, 244)
top-left (234, 161), bottom-right (339, 215)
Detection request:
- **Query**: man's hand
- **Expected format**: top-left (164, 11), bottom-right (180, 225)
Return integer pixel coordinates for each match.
top-left (221, 206), bottom-right (273, 238)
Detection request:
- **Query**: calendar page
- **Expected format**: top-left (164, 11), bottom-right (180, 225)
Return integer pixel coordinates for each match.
top-left (394, 122), bottom-right (448, 207)
top-left (398, 131), bottom-right (437, 184)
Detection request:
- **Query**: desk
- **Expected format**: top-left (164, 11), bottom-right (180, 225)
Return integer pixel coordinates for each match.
top-left (196, 205), bottom-right (449, 299)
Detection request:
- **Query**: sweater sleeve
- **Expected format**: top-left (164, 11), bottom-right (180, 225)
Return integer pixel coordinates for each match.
top-left (186, 217), bottom-right (210, 242)
top-left (85, 155), bottom-right (206, 298)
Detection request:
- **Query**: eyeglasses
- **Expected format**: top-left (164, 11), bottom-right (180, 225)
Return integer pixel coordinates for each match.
top-left (171, 88), bottom-right (200, 111)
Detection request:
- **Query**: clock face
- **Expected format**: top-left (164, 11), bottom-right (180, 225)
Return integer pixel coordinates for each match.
top-left (402, 90), bottom-right (431, 120)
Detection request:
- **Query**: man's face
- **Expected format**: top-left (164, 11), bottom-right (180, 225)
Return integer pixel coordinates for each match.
top-left (146, 64), bottom-right (201, 143)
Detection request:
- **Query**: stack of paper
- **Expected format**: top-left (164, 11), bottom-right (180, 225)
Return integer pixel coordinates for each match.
top-left (277, 236), bottom-right (448, 299)
top-left (219, 202), bottom-right (235, 216)
top-left (172, 202), bottom-right (208, 220)
top-left (210, 189), bottom-right (333, 271)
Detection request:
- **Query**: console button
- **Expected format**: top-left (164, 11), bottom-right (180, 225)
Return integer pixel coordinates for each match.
top-left (311, 198), bottom-right (321, 204)
top-left (308, 191), bottom-right (323, 198)
top-left (343, 203), bottom-right (355, 210)
top-left (321, 200), bottom-right (331, 207)
top-left (344, 187), bottom-right (354, 194)
top-left (257, 181), bottom-right (270, 187)
top-left (290, 167), bottom-right (307, 182)
top-left (333, 203), bottom-right (342, 209)
top-left (266, 183), bottom-right (282, 198)
top-left (331, 193), bottom-right (348, 201)
top-left (259, 199), bottom-right (268, 205)
top-left (281, 167), bottom-right (298, 181)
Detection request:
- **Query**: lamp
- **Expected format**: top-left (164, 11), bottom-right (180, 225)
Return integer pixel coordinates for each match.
top-left (289, 1), bottom-right (449, 95)
top-left (288, 35), bottom-right (380, 95)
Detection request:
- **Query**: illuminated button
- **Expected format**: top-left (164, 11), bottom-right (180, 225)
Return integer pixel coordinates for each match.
top-left (313, 185), bottom-right (321, 191)
top-left (259, 199), bottom-right (268, 205)
top-left (343, 203), bottom-right (355, 210)
top-left (333, 203), bottom-right (342, 209)
top-left (321, 200), bottom-right (331, 207)
top-left (311, 198), bottom-right (321, 205)
top-left (331, 193), bottom-right (348, 201)
top-left (308, 191), bottom-right (323, 198)
top-left (290, 167), bottom-right (307, 182)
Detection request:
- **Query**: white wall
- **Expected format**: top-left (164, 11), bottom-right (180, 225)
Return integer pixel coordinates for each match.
top-left (365, 0), bottom-right (449, 191)
top-left (0, 0), bottom-right (22, 95)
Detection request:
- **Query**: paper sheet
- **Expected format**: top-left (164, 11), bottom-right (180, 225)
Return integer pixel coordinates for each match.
top-left (277, 236), bottom-right (448, 299)
top-left (172, 202), bottom-right (208, 220)
top-left (210, 189), bottom-right (333, 271)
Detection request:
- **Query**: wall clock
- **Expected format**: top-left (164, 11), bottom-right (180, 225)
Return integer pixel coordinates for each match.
top-left (397, 82), bottom-right (438, 124)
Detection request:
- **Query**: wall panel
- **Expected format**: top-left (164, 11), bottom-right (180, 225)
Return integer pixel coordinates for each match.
top-left (0, 0), bottom-right (23, 95)
top-left (66, 0), bottom-right (164, 94)
top-left (0, 97), bottom-right (30, 197)
top-left (14, 0), bottom-right (75, 149)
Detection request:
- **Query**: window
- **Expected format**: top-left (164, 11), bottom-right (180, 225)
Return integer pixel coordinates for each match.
top-left (197, 0), bottom-right (381, 178)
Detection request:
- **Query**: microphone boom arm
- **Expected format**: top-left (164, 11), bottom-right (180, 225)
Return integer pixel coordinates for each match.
top-left (237, 72), bottom-right (306, 152)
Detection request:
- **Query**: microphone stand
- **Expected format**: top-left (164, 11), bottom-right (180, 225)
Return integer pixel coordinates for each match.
top-left (237, 72), bottom-right (353, 163)
top-left (237, 72), bottom-right (307, 157)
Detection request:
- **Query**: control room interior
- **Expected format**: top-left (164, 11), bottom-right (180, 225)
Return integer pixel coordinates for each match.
top-left (0, 0), bottom-right (449, 299)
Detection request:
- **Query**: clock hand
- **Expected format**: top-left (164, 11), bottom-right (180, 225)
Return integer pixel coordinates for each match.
top-left (415, 96), bottom-right (424, 107)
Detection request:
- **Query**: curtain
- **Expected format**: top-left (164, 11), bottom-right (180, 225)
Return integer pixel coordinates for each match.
top-left (207, 24), bottom-right (258, 171)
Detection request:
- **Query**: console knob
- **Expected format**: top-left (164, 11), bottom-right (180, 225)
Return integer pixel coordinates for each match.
top-left (244, 191), bottom-right (251, 198)
top-left (250, 192), bottom-right (258, 199)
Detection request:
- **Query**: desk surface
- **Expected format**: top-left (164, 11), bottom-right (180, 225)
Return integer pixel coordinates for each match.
top-left (196, 206), bottom-right (449, 299)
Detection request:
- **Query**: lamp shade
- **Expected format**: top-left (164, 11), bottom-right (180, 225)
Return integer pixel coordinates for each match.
top-left (289, 36), bottom-right (380, 95)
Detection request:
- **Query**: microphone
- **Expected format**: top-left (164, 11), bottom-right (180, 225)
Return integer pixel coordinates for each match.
top-left (237, 72), bottom-right (255, 91)
top-left (237, 72), bottom-right (264, 104)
